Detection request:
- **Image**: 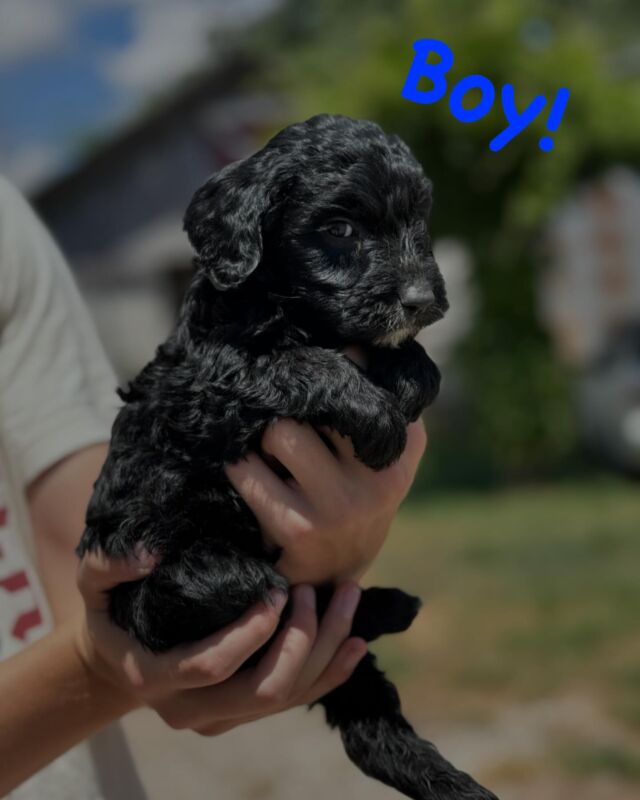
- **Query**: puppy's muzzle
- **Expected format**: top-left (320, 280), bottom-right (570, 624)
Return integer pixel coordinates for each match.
top-left (400, 284), bottom-right (436, 311)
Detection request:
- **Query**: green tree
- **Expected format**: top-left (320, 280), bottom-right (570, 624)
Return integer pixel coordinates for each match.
top-left (227, 0), bottom-right (640, 482)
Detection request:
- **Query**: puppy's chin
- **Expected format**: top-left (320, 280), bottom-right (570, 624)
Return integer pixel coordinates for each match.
top-left (372, 327), bottom-right (416, 348)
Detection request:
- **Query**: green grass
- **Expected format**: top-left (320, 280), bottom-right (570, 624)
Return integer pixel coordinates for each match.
top-left (558, 744), bottom-right (640, 781)
top-left (367, 477), bottom-right (640, 725)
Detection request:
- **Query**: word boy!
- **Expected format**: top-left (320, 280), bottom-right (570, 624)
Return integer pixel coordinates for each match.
top-left (402, 38), bottom-right (570, 152)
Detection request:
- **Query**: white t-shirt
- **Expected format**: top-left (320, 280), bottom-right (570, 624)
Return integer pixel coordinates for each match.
top-left (0, 176), bottom-right (147, 800)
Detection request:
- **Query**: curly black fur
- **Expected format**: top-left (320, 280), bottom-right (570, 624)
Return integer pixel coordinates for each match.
top-left (77, 114), bottom-right (497, 800)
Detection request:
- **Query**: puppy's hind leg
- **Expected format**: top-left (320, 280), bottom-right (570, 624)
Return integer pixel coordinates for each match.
top-left (351, 586), bottom-right (422, 642)
top-left (108, 539), bottom-right (287, 652)
top-left (315, 585), bottom-right (422, 643)
top-left (316, 654), bottom-right (499, 800)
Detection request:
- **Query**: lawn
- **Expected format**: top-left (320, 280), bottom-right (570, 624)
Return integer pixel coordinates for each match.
top-left (366, 477), bottom-right (640, 789)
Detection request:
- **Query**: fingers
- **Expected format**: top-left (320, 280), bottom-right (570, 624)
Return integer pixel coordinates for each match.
top-left (381, 419), bottom-right (427, 503)
top-left (227, 417), bottom-right (426, 519)
top-left (249, 585), bottom-right (317, 703)
top-left (225, 451), bottom-right (310, 543)
top-left (193, 638), bottom-right (367, 737)
top-left (404, 419), bottom-right (428, 473)
top-left (205, 584), bottom-right (318, 718)
top-left (181, 585), bottom-right (367, 737)
top-left (205, 583), bottom-right (362, 717)
top-left (157, 584), bottom-right (317, 727)
top-left (260, 420), bottom-right (341, 498)
top-left (290, 583), bottom-right (361, 694)
top-left (297, 636), bottom-right (367, 705)
top-left (76, 545), bottom-right (157, 611)
top-left (147, 589), bottom-right (289, 691)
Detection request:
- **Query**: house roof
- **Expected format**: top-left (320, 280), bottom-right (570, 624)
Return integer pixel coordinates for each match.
top-left (33, 55), bottom-right (258, 212)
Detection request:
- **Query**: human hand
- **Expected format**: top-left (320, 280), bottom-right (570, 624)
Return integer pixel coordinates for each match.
top-left (225, 417), bottom-right (427, 585)
top-left (73, 549), bottom-right (366, 735)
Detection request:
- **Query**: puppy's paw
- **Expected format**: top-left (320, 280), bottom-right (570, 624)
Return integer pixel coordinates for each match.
top-left (75, 525), bottom-right (134, 560)
top-left (351, 587), bottom-right (422, 642)
top-left (349, 403), bottom-right (407, 470)
top-left (398, 355), bottom-right (441, 420)
top-left (368, 342), bottom-right (441, 422)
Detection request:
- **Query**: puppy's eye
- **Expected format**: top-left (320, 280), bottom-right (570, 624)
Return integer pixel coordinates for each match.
top-left (323, 220), bottom-right (355, 239)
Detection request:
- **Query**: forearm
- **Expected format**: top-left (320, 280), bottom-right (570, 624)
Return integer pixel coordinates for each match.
top-left (0, 615), bottom-right (136, 795)
top-left (29, 443), bottom-right (109, 623)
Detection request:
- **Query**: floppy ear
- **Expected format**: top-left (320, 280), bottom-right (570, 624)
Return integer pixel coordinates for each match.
top-left (183, 153), bottom-right (279, 291)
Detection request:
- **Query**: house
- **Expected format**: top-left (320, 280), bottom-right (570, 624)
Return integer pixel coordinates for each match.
top-left (539, 167), bottom-right (640, 368)
top-left (33, 57), bottom-right (283, 378)
top-left (539, 167), bottom-right (640, 473)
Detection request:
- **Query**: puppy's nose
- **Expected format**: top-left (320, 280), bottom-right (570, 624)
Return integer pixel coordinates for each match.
top-left (400, 284), bottom-right (435, 311)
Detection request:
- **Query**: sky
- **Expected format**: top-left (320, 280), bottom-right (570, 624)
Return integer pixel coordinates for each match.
top-left (0, 0), bottom-right (277, 192)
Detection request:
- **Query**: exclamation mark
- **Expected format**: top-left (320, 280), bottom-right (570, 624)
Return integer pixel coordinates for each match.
top-left (539, 88), bottom-right (570, 151)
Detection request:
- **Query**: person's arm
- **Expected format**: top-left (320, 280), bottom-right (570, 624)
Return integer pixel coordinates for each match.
top-left (0, 176), bottom-right (121, 623)
top-left (0, 548), bottom-right (366, 796)
top-left (0, 616), bottom-right (134, 794)
top-left (28, 442), bottom-right (109, 622)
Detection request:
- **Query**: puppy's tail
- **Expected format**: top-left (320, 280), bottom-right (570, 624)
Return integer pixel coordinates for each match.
top-left (316, 654), bottom-right (499, 800)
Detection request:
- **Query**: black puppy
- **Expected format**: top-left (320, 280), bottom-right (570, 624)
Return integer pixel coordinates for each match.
top-left (78, 114), bottom-right (497, 800)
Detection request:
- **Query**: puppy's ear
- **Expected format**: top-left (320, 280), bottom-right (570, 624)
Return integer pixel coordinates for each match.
top-left (184, 153), bottom-right (282, 291)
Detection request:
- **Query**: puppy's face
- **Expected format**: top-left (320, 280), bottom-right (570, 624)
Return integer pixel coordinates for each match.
top-left (272, 150), bottom-right (448, 346)
top-left (184, 114), bottom-right (448, 346)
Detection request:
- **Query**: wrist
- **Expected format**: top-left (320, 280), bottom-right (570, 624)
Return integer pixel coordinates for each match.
top-left (69, 613), bottom-right (140, 717)
top-left (0, 616), bottom-right (136, 794)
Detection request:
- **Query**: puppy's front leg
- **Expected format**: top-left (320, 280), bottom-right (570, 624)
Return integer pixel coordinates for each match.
top-left (259, 348), bottom-right (408, 470)
top-left (290, 348), bottom-right (407, 470)
top-left (321, 386), bottom-right (408, 471)
top-left (366, 340), bottom-right (441, 422)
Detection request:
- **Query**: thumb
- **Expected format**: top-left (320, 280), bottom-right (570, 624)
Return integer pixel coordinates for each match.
top-left (76, 543), bottom-right (157, 611)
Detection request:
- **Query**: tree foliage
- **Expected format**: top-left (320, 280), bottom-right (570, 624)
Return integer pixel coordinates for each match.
top-left (225, 0), bottom-right (640, 482)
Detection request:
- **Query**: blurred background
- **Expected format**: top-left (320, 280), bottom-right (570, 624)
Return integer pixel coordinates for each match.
top-left (1, 1), bottom-right (639, 798)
